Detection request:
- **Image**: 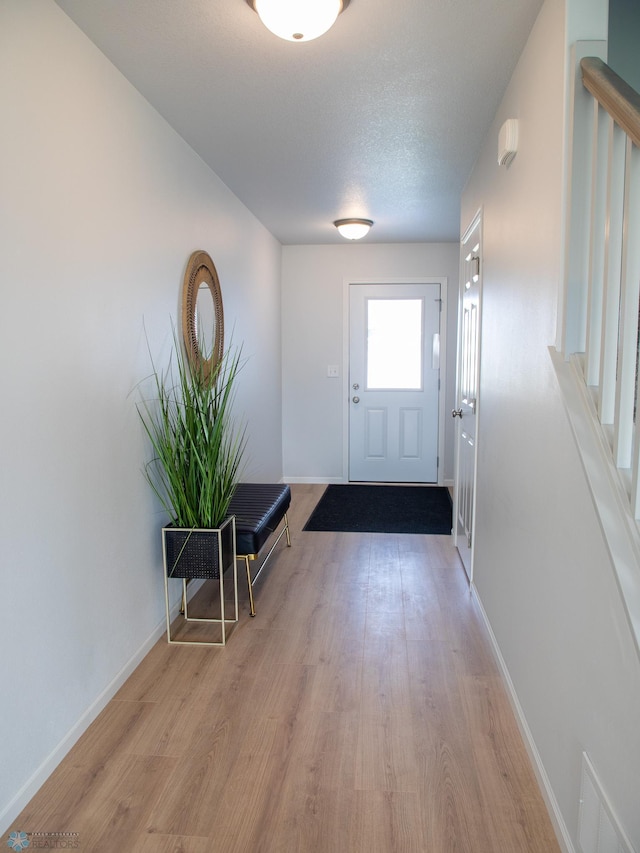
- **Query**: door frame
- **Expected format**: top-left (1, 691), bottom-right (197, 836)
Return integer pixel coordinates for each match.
top-left (341, 277), bottom-right (448, 484)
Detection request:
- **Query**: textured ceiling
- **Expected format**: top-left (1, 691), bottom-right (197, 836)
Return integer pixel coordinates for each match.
top-left (54, 0), bottom-right (543, 244)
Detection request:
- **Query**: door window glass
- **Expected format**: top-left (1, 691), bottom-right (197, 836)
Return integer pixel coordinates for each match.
top-left (366, 298), bottom-right (423, 389)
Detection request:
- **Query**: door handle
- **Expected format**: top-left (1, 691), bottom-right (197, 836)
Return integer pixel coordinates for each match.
top-left (352, 396), bottom-right (360, 404)
top-left (452, 408), bottom-right (463, 418)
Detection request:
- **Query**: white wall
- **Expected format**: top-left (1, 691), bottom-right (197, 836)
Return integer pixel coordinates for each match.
top-left (461, 0), bottom-right (640, 847)
top-left (0, 0), bottom-right (283, 830)
top-left (281, 243), bottom-right (459, 483)
top-left (608, 0), bottom-right (640, 92)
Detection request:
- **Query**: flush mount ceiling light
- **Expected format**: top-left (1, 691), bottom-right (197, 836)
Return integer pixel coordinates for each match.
top-left (334, 218), bottom-right (373, 240)
top-left (246, 0), bottom-right (350, 42)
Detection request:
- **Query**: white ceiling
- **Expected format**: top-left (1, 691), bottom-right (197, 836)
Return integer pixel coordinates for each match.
top-left (54, 0), bottom-right (543, 244)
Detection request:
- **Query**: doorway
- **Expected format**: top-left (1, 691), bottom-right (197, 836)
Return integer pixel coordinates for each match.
top-left (348, 281), bottom-right (444, 483)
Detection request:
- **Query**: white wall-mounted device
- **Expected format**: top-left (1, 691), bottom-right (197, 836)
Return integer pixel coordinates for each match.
top-left (498, 118), bottom-right (518, 166)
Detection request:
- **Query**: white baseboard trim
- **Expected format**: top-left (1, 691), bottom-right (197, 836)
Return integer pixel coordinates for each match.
top-left (284, 477), bottom-right (453, 486)
top-left (471, 584), bottom-right (575, 853)
top-left (0, 599), bottom-right (183, 836)
top-left (283, 476), bottom-right (345, 484)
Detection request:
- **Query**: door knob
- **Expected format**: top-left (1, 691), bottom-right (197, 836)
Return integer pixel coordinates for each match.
top-left (451, 408), bottom-right (463, 418)
top-left (352, 396), bottom-right (360, 404)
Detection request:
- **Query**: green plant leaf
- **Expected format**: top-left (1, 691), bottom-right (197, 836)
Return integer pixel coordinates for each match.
top-left (137, 326), bottom-right (247, 528)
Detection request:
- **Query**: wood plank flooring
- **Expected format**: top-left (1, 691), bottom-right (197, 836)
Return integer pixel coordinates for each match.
top-left (14, 484), bottom-right (560, 851)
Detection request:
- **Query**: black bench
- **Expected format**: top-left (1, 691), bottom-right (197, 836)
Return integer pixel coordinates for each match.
top-left (227, 483), bottom-right (291, 616)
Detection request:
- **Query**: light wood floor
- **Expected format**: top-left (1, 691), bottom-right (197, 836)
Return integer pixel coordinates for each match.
top-left (15, 484), bottom-right (560, 851)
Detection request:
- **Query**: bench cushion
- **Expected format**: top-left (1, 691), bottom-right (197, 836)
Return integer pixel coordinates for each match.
top-left (228, 483), bottom-right (291, 556)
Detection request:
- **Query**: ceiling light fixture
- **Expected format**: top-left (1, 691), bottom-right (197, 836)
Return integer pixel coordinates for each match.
top-left (334, 218), bottom-right (373, 240)
top-left (246, 0), bottom-right (350, 42)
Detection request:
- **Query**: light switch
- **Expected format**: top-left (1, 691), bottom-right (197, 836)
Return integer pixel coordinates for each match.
top-left (327, 364), bottom-right (339, 378)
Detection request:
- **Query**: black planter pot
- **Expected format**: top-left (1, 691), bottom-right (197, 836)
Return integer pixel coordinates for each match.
top-left (162, 517), bottom-right (236, 579)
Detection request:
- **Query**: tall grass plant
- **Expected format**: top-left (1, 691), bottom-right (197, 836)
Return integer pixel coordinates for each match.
top-left (138, 330), bottom-right (246, 529)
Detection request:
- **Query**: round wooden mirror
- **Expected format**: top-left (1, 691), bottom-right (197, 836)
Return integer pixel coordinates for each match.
top-left (181, 250), bottom-right (224, 381)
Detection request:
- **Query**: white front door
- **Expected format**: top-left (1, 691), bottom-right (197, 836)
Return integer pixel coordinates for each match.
top-left (453, 213), bottom-right (482, 579)
top-left (348, 282), bottom-right (441, 483)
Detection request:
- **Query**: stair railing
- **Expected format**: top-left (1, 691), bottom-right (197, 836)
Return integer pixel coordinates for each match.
top-left (563, 50), bottom-right (640, 518)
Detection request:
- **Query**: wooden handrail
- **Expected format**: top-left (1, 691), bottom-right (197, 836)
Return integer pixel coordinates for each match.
top-left (581, 57), bottom-right (640, 148)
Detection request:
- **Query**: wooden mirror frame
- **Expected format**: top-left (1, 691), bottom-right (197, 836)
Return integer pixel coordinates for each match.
top-left (181, 250), bottom-right (224, 381)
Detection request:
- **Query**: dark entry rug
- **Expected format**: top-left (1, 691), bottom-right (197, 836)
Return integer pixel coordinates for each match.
top-left (303, 484), bottom-right (452, 535)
